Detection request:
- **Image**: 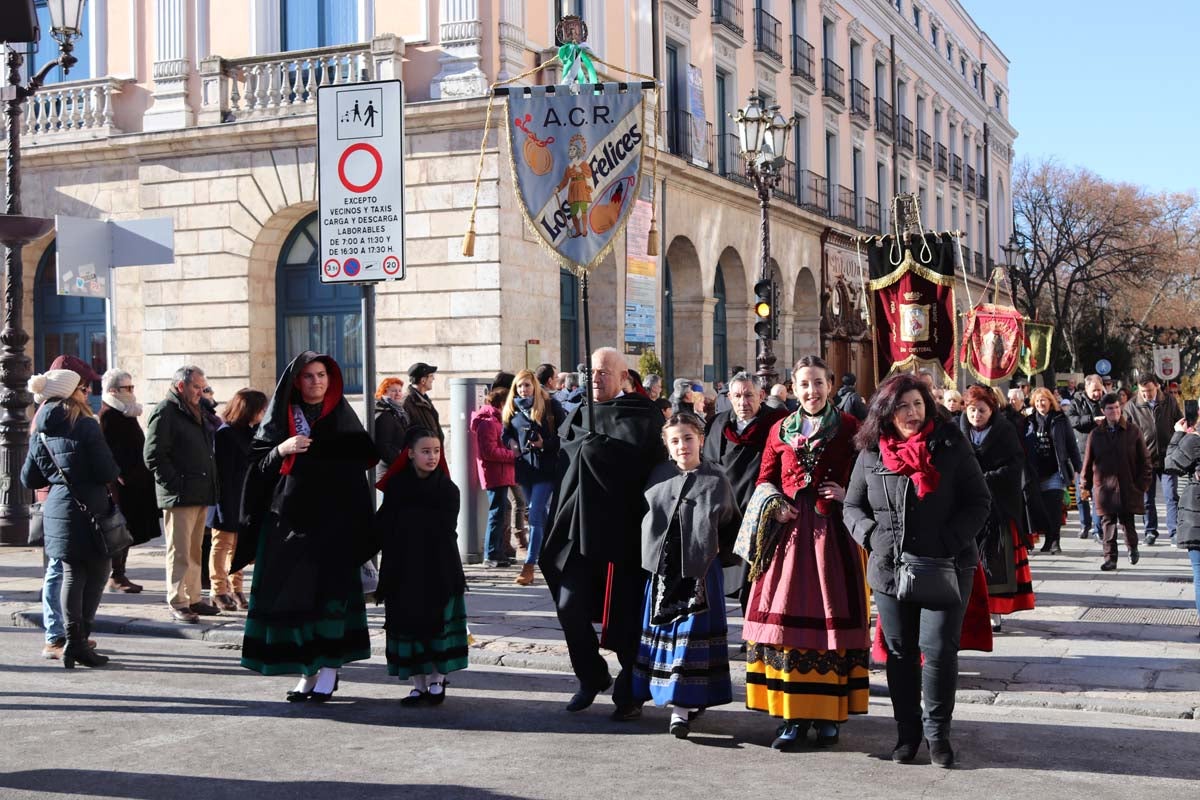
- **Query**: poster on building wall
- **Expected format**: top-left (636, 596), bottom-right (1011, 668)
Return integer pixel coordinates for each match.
top-left (624, 195), bottom-right (657, 355)
top-left (867, 232), bottom-right (958, 387)
top-left (687, 65), bottom-right (708, 168)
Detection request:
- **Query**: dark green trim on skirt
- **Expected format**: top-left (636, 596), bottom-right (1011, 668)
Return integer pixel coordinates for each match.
top-left (386, 594), bottom-right (469, 678)
top-left (241, 592), bottom-right (371, 676)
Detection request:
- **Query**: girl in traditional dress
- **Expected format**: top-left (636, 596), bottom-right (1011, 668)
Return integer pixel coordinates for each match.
top-left (235, 352), bottom-right (377, 702)
top-left (633, 412), bottom-right (740, 738)
top-left (742, 356), bottom-right (869, 750)
top-left (375, 427), bottom-right (468, 705)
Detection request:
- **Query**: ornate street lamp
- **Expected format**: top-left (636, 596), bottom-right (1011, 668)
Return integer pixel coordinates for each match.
top-left (733, 90), bottom-right (792, 388)
top-left (0, 0), bottom-right (88, 545)
top-left (1097, 287), bottom-right (1110, 351)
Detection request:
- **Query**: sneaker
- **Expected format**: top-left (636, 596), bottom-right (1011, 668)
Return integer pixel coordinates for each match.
top-left (1144, 533), bottom-right (1158, 546)
top-left (189, 602), bottom-right (222, 616)
top-left (42, 637), bottom-right (66, 660)
top-left (1129, 546), bottom-right (1140, 565)
top-left (171, 607), bottom-right (200, 623)
top-left (1100, 559), bottom-right (1117, 572)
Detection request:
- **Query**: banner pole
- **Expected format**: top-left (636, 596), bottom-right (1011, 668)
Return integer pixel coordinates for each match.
top-left (581, 271), bottom-right (595, 435)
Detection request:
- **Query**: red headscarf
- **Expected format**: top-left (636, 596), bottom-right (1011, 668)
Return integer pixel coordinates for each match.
top-left (879, 419), bottom-right (940, 498)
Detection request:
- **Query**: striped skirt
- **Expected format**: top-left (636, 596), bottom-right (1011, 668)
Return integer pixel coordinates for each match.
top-left (745, 645), bottom-right (870, 723)
top-left (989, 522), bottom-right (1036, 615)
top-left (386, 594), bottom-right (470, 679)
top-left (241, 591), bottom-right (371, 676)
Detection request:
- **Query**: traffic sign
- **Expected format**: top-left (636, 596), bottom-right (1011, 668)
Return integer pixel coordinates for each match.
top-left (1096, 358), bottom-right (1112, 376)
top-left (317, 80), bottom-right (406, 283)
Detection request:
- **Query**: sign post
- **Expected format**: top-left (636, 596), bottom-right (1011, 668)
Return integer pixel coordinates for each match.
top-left (317, 79), bottom-right (405, 434)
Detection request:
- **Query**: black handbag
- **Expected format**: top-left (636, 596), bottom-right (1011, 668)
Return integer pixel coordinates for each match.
top-left (38, 433), bottom-right (133, 557)
top-left (28, 502), bottom-right (45, 546)
top-left (886, 475), bottom-right (963, 609)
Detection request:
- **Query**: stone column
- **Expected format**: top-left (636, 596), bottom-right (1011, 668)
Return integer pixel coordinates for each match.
top-left (497, 0), bottom-right (527, 81)
top-left (432, 0), bottom-right (488, 99)
top-left (145, 0), bottom-right (193, 131)
top-left (371, 33), bottom-right (406, 81)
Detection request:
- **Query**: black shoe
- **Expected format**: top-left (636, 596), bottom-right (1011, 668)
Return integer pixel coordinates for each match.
top-left (1100, 559), bottom-right (1117, 571)
top-left (892, 739), bottom-right (921, 763)
top-left (928, 739), bottom-right (955, 768)
top-left (62, 625), bottom-right (105, 669)
top-left (189, 602), bottom-right (222, 616)
top-left (427, 682), bottom-right (447, 706)
top-left (610, 704), bottom-right (643, 722)
top-left (670, 719), bottom-right (690, 739)
top-left (565, 675), bottom-right (612, 712)
top-left (814, 722), bottom-right (840, 747)
top-left (400, 689), bottom-right (428, 707)
top-left (309, 672), bottom-right (340, 703)
top-left (771, 721), bottom-right (809, 751)
top-left (1129, 546), bottom-right (1140, 565)
top-left (1078, 529), bottom-right (1091, 539)
top-left (1144, 533), bottom-right (1157, 546)
top-left (1048, 543), bottom-right (1062, 555)
top-left (286, 690), bottom-right (311, 702)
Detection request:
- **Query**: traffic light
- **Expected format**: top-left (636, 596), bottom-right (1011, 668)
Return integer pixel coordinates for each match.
top-left (754, 278), bottom-right (774, 341)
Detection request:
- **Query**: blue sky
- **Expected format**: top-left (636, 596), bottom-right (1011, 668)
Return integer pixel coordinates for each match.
top-left (966, 1), bottom-right (1200, 195)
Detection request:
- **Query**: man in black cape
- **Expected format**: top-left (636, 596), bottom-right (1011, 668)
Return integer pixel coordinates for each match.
top-left (702, 371), bottom-right (787, 610)
top-left (540, 346), bottom-right (667, 720)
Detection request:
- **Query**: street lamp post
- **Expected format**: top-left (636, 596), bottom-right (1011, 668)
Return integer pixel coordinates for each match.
top-left (0, 0), bottom-right (87, 545)
top-left (733, 90), bottom-right (792, 388)
top-left (1097, 288), bottom-right (1110, 353)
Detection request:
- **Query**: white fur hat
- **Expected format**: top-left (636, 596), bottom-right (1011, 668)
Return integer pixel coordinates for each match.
top-left (28, 369), bottom-right (83, 403)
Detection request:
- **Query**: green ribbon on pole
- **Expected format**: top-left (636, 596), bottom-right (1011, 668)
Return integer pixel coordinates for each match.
top-left (558, 43), bottom-right (598, 85)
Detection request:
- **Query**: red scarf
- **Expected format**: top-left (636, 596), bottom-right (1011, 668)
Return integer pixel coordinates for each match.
top-left (880, 420), bottom-right (940, 498)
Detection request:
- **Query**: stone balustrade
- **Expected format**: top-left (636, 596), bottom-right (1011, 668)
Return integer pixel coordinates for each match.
top-left (6, 76), bottom-right (133, 143)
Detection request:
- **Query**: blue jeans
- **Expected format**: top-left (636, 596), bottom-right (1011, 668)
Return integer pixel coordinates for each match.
top-left (485, 488), bottom-right (512, 562)
top-left (519, 479), bottom-right (553, 566)
top-left (1189, 550), bottom-right (1200, 620)
top-left (43, 557), bottom-right (65, 642)
top-left (1143, 471), bottom-right (1179, 538)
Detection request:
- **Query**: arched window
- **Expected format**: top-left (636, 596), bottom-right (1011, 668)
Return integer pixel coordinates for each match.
top-left (559, 268), bottom-right (580, 372)
top-left (712, 266), bottom-right (728, 385)
top-left (33, 242), bottom-right (106, 408)
top-left (276, 212), bottom-right (363, 393)
top-left (662, 259), bottom-right (675, 382)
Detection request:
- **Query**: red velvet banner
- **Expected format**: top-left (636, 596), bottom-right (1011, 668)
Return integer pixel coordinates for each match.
top-left (959, 303), bottom-right (1029, 385)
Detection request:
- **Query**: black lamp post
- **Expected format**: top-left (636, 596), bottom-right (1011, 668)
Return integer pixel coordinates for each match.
top-left (0, 0), bottom-right (87, 546)
top-left (733, 89), bottom-right (792, 388)
top-left (1097, 288), bottom-right (1110, 352)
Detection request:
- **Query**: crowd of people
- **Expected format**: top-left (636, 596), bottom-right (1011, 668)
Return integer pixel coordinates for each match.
top-left (22, 346), bottom-right (1200, 769)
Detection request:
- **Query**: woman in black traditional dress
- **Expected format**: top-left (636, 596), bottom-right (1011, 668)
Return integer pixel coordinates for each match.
top-left (235, 351), bottom-right (378, 701)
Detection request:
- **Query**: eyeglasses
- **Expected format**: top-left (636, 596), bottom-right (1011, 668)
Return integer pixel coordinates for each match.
top-left (75, 385), bottom-right (88, 394)
top-left (116, 385), bottom-right (134, 391)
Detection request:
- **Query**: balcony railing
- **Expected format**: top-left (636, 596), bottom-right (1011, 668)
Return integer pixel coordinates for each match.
top-left (951, 154), bottom-right (963, 184)
top-left (715, 132), bottom-right (749, 184)
top-left (874, 97), bottom-right (893, 137)
top-left (917, 130), bottom-right (932, 164)
top-left (8, 76), bottom-right (133, 143)
top-left (862, 198), bottom-right (882, 233)
top-left (965, 165), bottom-right (977, 195)
top-left (850, 79), bottom-right (870, 124)
top-left (835, 185), bottom-right (858, 226)
top-left (898, 115), bottom-right (914, 153)
top-left (772, 158), bottom-right (797, 203)
top-left (790, 35), bottom-right (815, 83)
top-left (667, 110), bottom-right (713, 168)
top-left (755, 9), bottom-right (783, 62)
top-left (199, 39), bottom-right (402, 124)
top-left (712, 0), bottom-right (745, 38)
top-left (974, 251), bottom-right (985, 276)
top-left (977, 174), bottom-right (989, 200)
top-left (798, 170), bottom-right (828, 213)
top-left (935, 142), bottom-right (948, 174)
top-left (822, 59), bottom-right (845, 104)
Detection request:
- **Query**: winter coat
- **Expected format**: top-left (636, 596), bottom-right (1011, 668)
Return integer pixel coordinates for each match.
top-left (1068, 391), bottom-right (1106, 451)
top-left (22, 401), bottom-right (121, 561)
top-left (702, 407), bottom-right (790, 512)
top-left (640, 460), bottom-right (741, 578)
top-left (1124, 393), bottom-right (1183, 470)
top-left (373, 397), bottom-right (410, 481)
top-left (842, 420), bottom-right (991, 596)
top-left (470, 405), bottom-right (515, 490)
top-left (960, 413), bottom-right (1026, 529)
top-left (503, 397), bottom-right (566, 484)
top-left (1165, 431), bottom-right (1200, 549)
top-left (143, 390), bottom-right (218, 508)
top-left (1081, 419), bottom-right (1152, 516)
top-left (207, 423), bottom-right (255, 533)
top-left (402, 386), bottom-right (442, 441)
top-left (98, 403), bottom-right (161, 545)
top-left (835, 386), bottom-right (869, 421)
top-left (758, 410), bottom-right (860, 517)
top-left (1023, 410), bottom-right (1082, 485)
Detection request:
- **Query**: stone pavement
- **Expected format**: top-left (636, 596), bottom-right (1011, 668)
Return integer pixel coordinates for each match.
top-left (4, 508), bottom-right (1198, 721)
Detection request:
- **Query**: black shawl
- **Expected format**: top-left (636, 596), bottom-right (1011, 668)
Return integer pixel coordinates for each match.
top-left (232, 351), bottom-right (378, 622)
top-left (375, 461), bottom-right (465, 638)
top-left (960, 412), bottom-right (1028, 584)
top-left (702, 406), bottom-right (789, 511)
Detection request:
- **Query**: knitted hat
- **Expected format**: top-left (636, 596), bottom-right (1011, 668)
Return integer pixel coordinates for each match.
top-left (29, 369), bottom-right (83, 403)
top-left (49, 354), bottom-right (100, 383)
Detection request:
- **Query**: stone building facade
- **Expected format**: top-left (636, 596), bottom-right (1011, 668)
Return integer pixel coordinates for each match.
top-left (5, 0), bottom-right (1015, 429)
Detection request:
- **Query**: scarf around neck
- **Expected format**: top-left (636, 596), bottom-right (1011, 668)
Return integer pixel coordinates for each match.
top-left (880, 419), bottom-right (940, 498)
top-left (102, 393), bottom-right (143, 417)
top-left (779, 403), bottom-right (841, 489)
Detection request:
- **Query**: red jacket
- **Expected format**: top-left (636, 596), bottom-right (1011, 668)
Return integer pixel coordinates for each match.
top-left (757, 410), bottom-right (860, 517)
top-left (470, 405), bottom-right (515, 489)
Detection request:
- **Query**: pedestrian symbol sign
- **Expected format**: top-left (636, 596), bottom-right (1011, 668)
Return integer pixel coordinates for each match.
top-left (318, 79), bottom-right (406, 284)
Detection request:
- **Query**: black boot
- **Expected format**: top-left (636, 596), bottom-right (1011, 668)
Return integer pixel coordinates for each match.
top-left (63, 624), bottom-right (107, 669)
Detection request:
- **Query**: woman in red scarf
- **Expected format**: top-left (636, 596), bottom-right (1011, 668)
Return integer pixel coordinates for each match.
top-left (843, 373), bottom-right (991, 768)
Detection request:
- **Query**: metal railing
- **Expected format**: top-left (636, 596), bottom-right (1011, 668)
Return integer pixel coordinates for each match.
top-left (712, 0), bottom-right (745, 37)
top-left (835, 185), bottom-right (858, 225)
top-left (862, 198), bottom-right (882, 233)
top-left (791, 36), bottom-right (815, 83)
top-left (850, 79), bottom-right (871, 123)
top-left (974, 251), bottom-right (985, 276)
top-left (667, 108), bottom-right (714, 164)
top-left (799, 170), bottom-right (828, 213)
top-left (965, 165), bottom-right (977, 195)
top-left (875, 96), bottom-right (893, 136)
top-left (755, 8), bottom-right (783, 61)
top-left (898, 115), bottom-right (914, 153)
top-left (9, 76), bottom-right (133, 142)
top-left (918, 130), bottom-right (932, 164)
top-left (772, 158), bottom-right (797, 203)
top-left (977, 174), bottom-right (989, 200)
top-left (935, 142), bottom-right (948, 174)
top-left (715, 132), bottom-right (748, 183)
top-left (951, 154), bottom-right (963, 184)
top-left (822, 59), bottom-right (845, 104)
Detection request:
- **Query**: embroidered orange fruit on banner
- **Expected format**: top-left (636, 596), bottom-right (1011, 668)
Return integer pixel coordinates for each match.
top-left (590, 178), bottom-right (631, 235)
top-left (515, 114), bottom-right (554, 176)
